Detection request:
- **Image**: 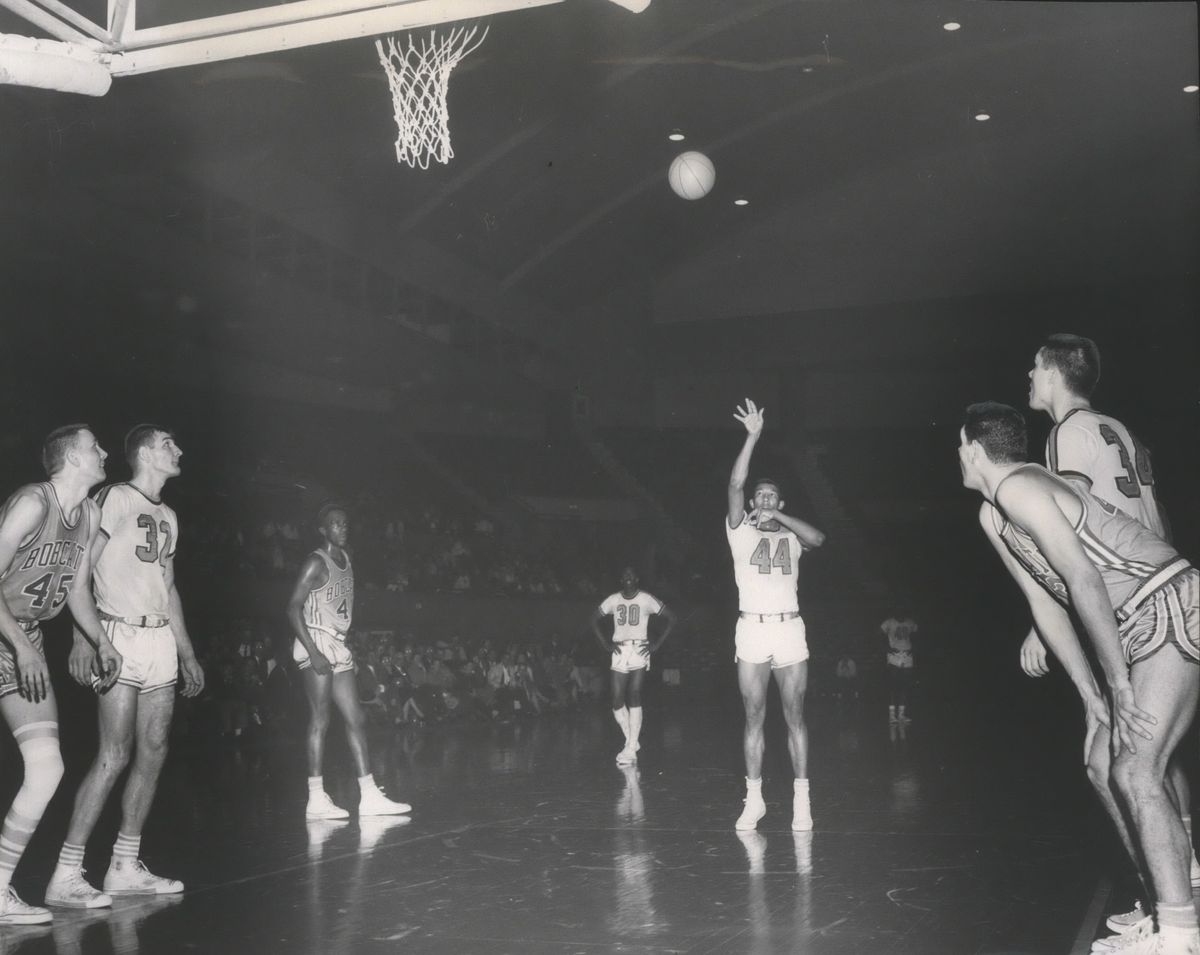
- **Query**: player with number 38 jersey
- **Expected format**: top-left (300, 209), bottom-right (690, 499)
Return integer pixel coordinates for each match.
top-left (91, 483), bottom-right (178, 619)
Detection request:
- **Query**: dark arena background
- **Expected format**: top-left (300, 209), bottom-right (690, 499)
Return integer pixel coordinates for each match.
top-left (1, 1), bottom-right (1198, 952)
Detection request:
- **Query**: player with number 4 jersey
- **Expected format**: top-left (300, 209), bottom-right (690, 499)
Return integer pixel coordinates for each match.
top-left (287, 504), bottom-right (410, 821)
top-left (727, 399), bottom-right (825, 835)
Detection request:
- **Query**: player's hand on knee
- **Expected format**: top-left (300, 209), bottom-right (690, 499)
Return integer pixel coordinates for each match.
top-left (1019, 631), bottom-right (1050, 678)
top-left (1082, 694), bottom-right (1110, 765)
top-left (1112, 685), bottom-right (1156, 755)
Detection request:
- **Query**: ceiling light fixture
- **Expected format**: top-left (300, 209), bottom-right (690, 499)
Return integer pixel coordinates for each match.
top-left (733, 198), bottom-right (749, 206)
top-left (1185, 85), bottom-right (1199, 93)
top-left (974, 112), bottom-right (990, 121)
top-left (943, 22), bottom-right (961, 31)
top-left (668, 130), bottom-right (686, 141)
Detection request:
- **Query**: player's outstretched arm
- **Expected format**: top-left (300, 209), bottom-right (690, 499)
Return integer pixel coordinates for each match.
top-left (164, 557), bottom-right (205, 697)
top-left (0, 488), bottom-right (54, 702)
top-left (286, 555), bottom-right (333, 676)
top-left (589, 607), bottom-right (612, 653)
top-left (728, 398), bottom-right (764, 528)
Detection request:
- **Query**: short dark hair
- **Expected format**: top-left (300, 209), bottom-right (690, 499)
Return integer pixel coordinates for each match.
top-left (125, 424), bottom-right (173, 469)
top-left (752, 478), bottom-right (782, 495)
top-left (317, 501), bottom-right (348, 528)
top-left (41, 424), bottom-right (90, 477)
top-left (1038, 334), bottom-right (1100, 398)
top-left (963, 402), bottom-right (1029, 464)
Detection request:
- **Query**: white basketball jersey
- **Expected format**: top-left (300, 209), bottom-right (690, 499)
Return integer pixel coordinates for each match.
top-left (726, 516), bottom-right (802, 614)
top-left (599, 590), bottom-right (664, 643)
top-left (1046, 409), bottom-right (1164, 537)
top-left (304, 549), bottom-right (354, 636)
top-left (92, 483), bottom-right (178, 618)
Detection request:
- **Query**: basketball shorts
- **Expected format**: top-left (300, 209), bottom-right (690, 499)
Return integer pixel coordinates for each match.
top-left (611, 641), bottom-right (651, 673)
top-left (294, 628), bottom-right (355, 675)
top-left (734, 615), bottom-right (808, 669)
top-left (0, 623), bottom-right (44, 700)
top-left (1121, 568), bottom-right (1199, 666)
top-left (98, 619), bottom-right (179, 694)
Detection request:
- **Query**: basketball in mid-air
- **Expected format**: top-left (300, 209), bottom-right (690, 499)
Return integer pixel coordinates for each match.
top-left (668, 151), bottom-right (716, 200)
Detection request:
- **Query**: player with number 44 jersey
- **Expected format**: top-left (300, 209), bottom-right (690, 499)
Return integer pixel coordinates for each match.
top-left (727, 399), bottom-right (826, 835)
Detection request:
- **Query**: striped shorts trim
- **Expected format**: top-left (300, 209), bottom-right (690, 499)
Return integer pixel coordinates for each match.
top-left (1120, 568), bottom-right (1199, 666)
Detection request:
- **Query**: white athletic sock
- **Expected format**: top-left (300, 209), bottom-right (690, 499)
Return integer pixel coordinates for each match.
top-left (794, 778), bottom-right (809, 794)
top-left (112, 832), bottom-right (140, 865)
top-left (358, 773), bottom-right (377, 794)
top-left (56, 842), bottom-right (86, 871)
top-left (627, 707), bottom-right (642, 751)
top-left (308, 776), bottom-right (324, 795)
top-left (612, 707), bottom-right (630, 743)
top-left (746, 777), bottom-right (763, 794)
top-left (1158, 902), bottom-right (1199, 934)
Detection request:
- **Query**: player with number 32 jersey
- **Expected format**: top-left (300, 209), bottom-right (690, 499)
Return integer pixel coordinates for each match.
top-left (91, 484), bottom-right (178, 619)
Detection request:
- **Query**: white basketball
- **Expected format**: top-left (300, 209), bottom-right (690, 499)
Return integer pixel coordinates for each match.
top-left (668, 151), bottom-right (716, 200)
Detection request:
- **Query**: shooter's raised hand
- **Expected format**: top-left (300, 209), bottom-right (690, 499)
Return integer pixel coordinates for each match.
top-left (733, 399), bottom-right (765, 437)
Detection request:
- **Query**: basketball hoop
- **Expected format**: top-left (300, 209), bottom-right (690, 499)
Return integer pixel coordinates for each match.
top-left (375, 25), bottom-right (488, 170)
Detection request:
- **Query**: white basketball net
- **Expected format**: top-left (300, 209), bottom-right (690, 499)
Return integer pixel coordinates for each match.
top-left (375, 25), bottom-right (488, 169)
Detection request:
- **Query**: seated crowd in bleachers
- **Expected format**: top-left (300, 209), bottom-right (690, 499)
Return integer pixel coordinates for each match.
top-left (184, 620), bottom-right (610, 745)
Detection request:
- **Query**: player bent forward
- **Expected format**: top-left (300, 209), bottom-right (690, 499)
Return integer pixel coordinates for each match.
top-left (590, 566), bottom-right (676, 765)
top-left (288, 504), bottom-right (410, 820)
top-left (960, 402), bottom-right (1199, 955)
top-left (727, 399), bottom-right (826, 832)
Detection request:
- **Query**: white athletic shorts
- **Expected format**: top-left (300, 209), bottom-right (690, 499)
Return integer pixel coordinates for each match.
top-left (294, 628), bottom-right (355, 675)
top-left (734, 615), bottom-right (808, 669)
top-left (101, 619), bottom-right (179, 694)
top-left (611, 641), bottom-right (651, 673)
